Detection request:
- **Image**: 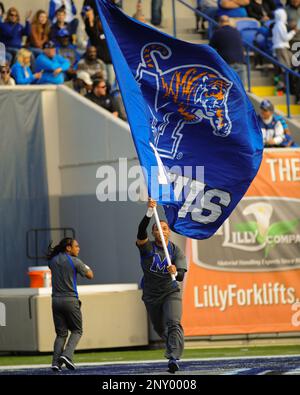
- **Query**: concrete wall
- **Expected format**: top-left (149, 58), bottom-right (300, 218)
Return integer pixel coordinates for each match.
top-left (0, 286), bottom-right (148, 351)
top-left (54, 86), bottom-right (147, 286)
top-left (0, 85), bottom-right (151, 287)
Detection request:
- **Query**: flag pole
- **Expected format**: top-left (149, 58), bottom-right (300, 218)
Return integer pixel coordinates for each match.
top-left (153, 206), bottom-right (177, 287)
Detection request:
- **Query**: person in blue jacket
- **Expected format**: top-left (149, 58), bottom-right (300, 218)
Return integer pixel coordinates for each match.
top-left (11, 48), bottom-right (43, 84)
top-left (0, 2), bottom-right (5, 22)
top-left (35, 40), bottom-right (71, 84)
top-left (0, 7), bottom-right (31, 60)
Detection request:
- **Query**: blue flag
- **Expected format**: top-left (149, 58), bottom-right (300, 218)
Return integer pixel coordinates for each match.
top-left (96, 0), bottom-right (263, 239)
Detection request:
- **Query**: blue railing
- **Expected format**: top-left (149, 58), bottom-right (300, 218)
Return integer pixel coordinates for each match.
top-left (172, 0), bottom-right (300, 118)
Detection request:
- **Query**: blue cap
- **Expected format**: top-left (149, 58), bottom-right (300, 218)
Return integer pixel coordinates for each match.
top-left (81, 5), bottom-right (92, 15)
top-left (260, 99), bottom-right (274, 112)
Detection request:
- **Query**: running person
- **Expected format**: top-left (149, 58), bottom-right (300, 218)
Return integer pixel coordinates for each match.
top-left (136, 198), bottom-right (187, 373)
top-left (47, 237), bottom-right (94, 371)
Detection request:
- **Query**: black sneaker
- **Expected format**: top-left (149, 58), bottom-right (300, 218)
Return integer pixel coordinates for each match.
top-left (168, 358), bottom-right (179, 374)
top-left (59, 355), bottom-right (76, 370)
top-left (51, 365), bottom-right (62, 372)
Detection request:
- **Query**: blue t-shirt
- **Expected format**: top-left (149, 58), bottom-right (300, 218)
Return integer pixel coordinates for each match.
top-left (217, 0), bottom-right (248, 17)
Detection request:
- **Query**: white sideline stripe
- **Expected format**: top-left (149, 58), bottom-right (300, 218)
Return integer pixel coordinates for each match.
top-left (257, 370), bottom-right (273, 375)
top-left (283, 368), bottom-right (300, 375)
top-left (222, 368), bottom-right (250, 375)
top-left (0, 354), bottom-right (299, 371)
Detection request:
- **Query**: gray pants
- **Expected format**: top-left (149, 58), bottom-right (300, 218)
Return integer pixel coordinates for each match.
top-left (145, 293), bottom-right (184, 360)
top-left (51, 297), bottom-right (82, 365)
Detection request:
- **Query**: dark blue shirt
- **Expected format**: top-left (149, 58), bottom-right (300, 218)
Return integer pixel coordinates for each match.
top-left (209, 25), bottom-right (244, 64)
top-left (0, 20), bottom-right (30, 48)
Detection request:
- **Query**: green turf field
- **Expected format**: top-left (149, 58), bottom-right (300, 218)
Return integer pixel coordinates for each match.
top-left (0, 345), bottom-right (299, 366)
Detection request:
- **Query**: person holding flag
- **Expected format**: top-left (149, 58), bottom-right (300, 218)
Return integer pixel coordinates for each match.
top-left (95, 0), bottom-right (263, 241)
top-left (137, 198), bottom-right (187, 373)
top-left (95, 0), bottom-right (263, 374)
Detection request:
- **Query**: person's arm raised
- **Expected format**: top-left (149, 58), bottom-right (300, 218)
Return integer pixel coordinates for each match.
top-left (136, 198), bottom-right (156, 246)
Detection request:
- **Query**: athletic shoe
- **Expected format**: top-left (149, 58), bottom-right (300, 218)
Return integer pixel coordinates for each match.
top-left (168, 358), bottom-right (179, 374)
top-left (59, 355), bottom-right (76, 370)
top-left (51, 365), bottom-right (62, 372)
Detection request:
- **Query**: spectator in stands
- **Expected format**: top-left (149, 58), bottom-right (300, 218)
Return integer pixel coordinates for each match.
top-left (83, 6), bottom-right (115, 85)
top-left (209, 15), bottom-right (245, 84)
top-left (217, 0), bottom-right (249, 18)
top-left (82, 0), bottom-right (98, 15)
top-left (35, 40), bottom-right (70, 85)
top-left (11, 48), bottom-right (43, 85)
top-left (90, 71), bottom-right (105, 81)
top-left (287, 0), bottom-right (300, 25)
top-left (246, 0), bottom-right (275, 21)
top-left (82, 6), bottom-right (111, 64)
top-left (110, 80), bottom-right (127, 121)
top-left (0, 5), bottom-right (12, 66)
top-left (276, 111), bottom-right (299, 147)
top-left (0, 63), bottom-right (15, 85)
top-left (151, 0), bottom-right (163, 26)
top-left (0, 7), bottom-right (31, 60)
top-left (73, 70), bottom-right (93, 96)
top-left (82, 0), bottom-right (122, 14)
top-left (77, 45), bottom-right (107, 80)
top-left (56, 28), bottom-right (80, 80)
top-left (257, 99), bottom-right (285, 147)
top-left (0, 2), bottom-right (5, 22)
top-left (287, 0), bottom-right (300, 49)
top-left (133, 0), bottom-right (146, 23)
top-left (50, 7), bottom-right (72, 45)
top-left (27, 10), bottom-right (51, 57)
top-left (272, 8), bottom-right (297, 69)
top-left (197, 0), bottom-right (218, 25)
top-left (48, 1), bottom-right (78, 36)
top-left (85, 78), bottom-right (119, 117)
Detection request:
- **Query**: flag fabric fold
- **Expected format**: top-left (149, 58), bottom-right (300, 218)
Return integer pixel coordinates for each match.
top-left (96, 0), bottom-right (263, 239)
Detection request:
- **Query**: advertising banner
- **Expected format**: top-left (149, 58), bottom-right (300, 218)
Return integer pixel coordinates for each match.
top-left (182, 149), bottom-right (300, 335)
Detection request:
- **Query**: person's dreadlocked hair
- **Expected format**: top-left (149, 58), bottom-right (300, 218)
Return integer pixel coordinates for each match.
top-left (46, 237), bottom-right (74, 261)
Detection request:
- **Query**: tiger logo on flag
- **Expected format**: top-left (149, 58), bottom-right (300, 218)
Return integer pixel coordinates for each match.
top-left (136, 42), bottom-right (233, 159)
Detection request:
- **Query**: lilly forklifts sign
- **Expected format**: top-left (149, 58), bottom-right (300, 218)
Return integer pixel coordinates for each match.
top-left (192, 198), bottom-right (300, 272)
top-left (183, 149), bottom-right (300, 336)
